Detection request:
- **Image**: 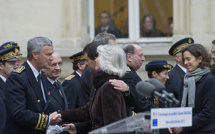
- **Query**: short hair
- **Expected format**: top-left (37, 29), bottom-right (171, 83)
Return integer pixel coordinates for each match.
top-left (97, 45), bottom-right (126, 77)
top-left (142, 14), bottom-right (156, 29)
top-left (99, 11), bottom-right (111, 18)
top-left (123, 44), bottom-right (136, 55)
top-left (181, 44), bottom-right (211, 69)
top-left (27, 36), bottom-right (53, 60)
top-left (83, 41), bottom-right (101, 60)
top-left (212, 39), bottom-right (215, 45)
top-left (73, 60), bottom-right (85, 70)
top-left (93, 33), bottom-right (116, 44)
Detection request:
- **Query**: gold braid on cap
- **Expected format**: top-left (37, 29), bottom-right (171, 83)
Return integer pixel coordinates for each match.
top-left (72, 55), bottom-right (85, 62)
top-left (173, 43), bottom-right (191, 56)
top-left (0, 51), bottom-right (16, 61)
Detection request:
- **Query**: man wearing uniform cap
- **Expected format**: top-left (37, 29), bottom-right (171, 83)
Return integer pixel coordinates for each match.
top-left (165, 37), bottom-right (194, 103)
top-left (0, 44), bottom-right (19, 133)
top-left (5, 37), bottom-right (61, 134)
top-left (62, 51), bottom-right (86, 109)
top-left (0, 43), bottom-right (19, 101)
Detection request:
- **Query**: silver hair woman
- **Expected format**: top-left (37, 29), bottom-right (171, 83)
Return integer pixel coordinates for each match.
top-left (59, 44), bottom-right (127, 132)
top-left (96, 44), bottom-right (126, 77)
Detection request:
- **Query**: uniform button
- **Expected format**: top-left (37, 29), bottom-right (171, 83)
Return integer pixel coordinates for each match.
top-left (37, 100), bottom-right (40, 103)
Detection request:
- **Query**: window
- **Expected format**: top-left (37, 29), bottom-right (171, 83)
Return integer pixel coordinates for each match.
top-left (89, 0), bottom-right (173, 43)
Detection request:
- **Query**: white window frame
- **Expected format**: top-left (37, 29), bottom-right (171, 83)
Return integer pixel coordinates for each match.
top-left (88, 0), bottom-right (172, 43)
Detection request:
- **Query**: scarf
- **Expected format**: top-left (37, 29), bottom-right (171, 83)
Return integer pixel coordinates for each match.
top-left (181, 67), bottom-right (211, 108)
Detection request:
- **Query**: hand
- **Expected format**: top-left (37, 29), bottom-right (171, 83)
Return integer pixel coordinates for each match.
top-left (109, 79), bottom-right (129, 92)
top-left (173, 127), bottom-right (183, 134)
top-left (64, 123), bottom-right (77, 134)
top-left (49, 112), bottom-right (62, 126)
top-left (168, 128), bottom-right (173, 134)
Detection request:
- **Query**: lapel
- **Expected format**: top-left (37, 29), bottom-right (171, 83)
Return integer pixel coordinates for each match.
top-left (47, 80), bottom-right (65, 110)
top-left (41, 73), bottom-right (51, 111)
top-left (24, 62), bottom-right (46, 108)
top-left (0, 78), bottom-right (6, 101)
top-left (175, 65), bottom-right (186, 79)
top-left (73, 71), bottom-right (81, 82)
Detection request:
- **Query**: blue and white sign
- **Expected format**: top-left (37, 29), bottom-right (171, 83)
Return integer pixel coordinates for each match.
top-left (151, 107), bottom-right (192, 129)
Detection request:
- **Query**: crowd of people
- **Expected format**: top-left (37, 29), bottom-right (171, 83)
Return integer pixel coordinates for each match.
top-left (0, 33), bottom-right (215, 134)
top-left (95, 11), bottom-right (173, 38)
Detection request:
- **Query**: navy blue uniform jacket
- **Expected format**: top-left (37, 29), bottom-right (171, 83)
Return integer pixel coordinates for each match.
top-left (62, 71), bottom-right (80, 109)
top-left (5, 61), bottom-right (51, 134)
top-left (0, 78), bottom-right (6, 102)
top-left (165, 64), bottom-right (185, 102)
top-left (0, 97), bottom-right (6, 134)
top-left (121, 66), bottom-right (155, 115)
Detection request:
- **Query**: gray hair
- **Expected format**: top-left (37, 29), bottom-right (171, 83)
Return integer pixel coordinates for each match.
top-left (93, 33), bottom-right (116, 44)
top-left (27, 36), bottom-right (53, 60)
top-left (97, 44), bottom-right (126, 77)
top-left (123, 44), bottom-right (136, 55)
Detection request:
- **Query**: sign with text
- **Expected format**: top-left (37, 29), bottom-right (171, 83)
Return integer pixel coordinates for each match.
top-left (151, 107), bottom-right (192, 129)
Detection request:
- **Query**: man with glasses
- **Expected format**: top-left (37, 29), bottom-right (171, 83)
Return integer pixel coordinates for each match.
top-left (0, 42), bottom-right (19, 101)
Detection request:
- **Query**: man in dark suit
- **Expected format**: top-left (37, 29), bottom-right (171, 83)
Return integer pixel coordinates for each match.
top-left (110, 44), bottom-right (155, 116)
top-left (0, 42), bottom-right (19, 102)
top-left (165, 37), bottom-right (194, 102)
top-left (62, 51), bottom-right (86, 109)
top-left (42, 52), bottom-right (68, 113)
top-left (95, 11), bottom-right (122, 38)
top-left (0, 44), bottom-right (19, 134)
top-left (5, 37), bottom-right (61, 134)
top-left (79, 33), bottom-right (116, 107)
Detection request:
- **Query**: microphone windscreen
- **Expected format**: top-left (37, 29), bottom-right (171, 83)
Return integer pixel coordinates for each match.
top-left (136, 81), bottom-right (155, 97)
top-left (148, 78), bottom-right (165, 91)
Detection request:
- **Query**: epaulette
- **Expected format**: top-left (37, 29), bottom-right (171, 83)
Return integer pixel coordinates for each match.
top-left (126, 66), bottom-right (131, 72)
top-left (65, 75), bottom-right (75, 80)
top-left (13, 65), bottom-right (25, 73)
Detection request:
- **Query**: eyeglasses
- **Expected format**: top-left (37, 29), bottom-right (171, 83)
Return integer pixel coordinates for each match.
top-left (50, 62), bottom-right (63, 68)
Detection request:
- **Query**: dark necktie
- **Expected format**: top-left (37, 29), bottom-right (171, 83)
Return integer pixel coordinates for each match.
top-left (53, 82), bottom-right (62, 97)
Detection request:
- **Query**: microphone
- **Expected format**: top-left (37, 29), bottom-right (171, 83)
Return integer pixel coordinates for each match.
top-left (147, 78), bottom-right (180, 106)
top-left (136, 81), bottom-right (173, 104)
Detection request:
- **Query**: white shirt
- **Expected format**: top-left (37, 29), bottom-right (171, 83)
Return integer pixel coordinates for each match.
top-left (27, 60), bottom-right (46, 102)
top-left (177, 64), bottom-right (187, 73)
top-left (75, 71), bottom-right (81, 77)
top-left (0, 74), bottom-right (6, 83)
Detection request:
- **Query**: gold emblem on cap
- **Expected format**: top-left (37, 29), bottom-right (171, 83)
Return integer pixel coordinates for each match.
top-left (188, 39), bottom-right (192, 44)
top-left (173, 43), bottom-right (191, 56)
top-left (72, 55), bottom-right (85, 62)
top-left (0, 51), bottom-right (16, 61)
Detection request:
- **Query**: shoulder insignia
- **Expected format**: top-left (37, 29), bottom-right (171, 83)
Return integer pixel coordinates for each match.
top-left (65, 75), bottom-right (75, 80)
top-left (13, 65), bottom-right (25, 73)
top-left (126, 66), bottom-right (131, 72)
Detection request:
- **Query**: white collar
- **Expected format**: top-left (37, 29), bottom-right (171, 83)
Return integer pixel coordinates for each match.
top-left (0, 75), bottom-right (6, 82)
top-left (75, 71), bottom-right (81, 77)
top-left (177, 64), bottom-right (187, 73)
top-left (27, 60), bottom-right (41, 79)
top-left (47, 77), bottom-right (55, 85)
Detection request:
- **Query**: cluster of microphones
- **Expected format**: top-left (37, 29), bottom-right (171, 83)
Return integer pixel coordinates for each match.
top-left (136, 78), bottom-right (180, 107)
